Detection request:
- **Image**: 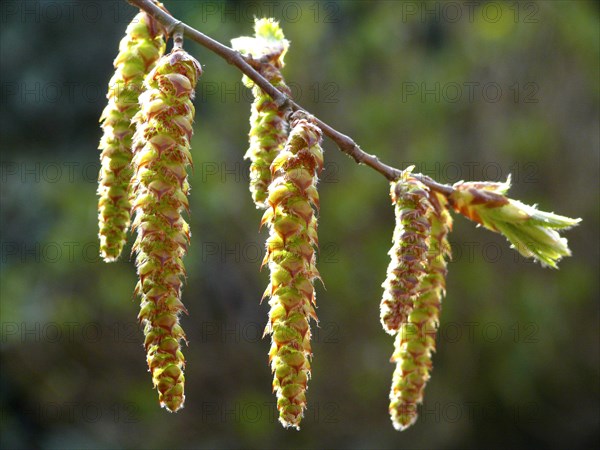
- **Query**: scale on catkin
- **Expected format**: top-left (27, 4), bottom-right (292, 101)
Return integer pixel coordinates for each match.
top-left (261, 113), bottom-right (324, 429)
top-left (232, 19), bottom-right (292, 208)
top-left (97, 8), bottom-right (167, 262)
top-left (131, 47), bottom-right (201, 412)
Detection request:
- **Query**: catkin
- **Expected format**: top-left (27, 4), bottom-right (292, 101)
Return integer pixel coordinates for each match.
top-left (131, 48), bottom-right (201, 412)
top-left (262, 113), bottom-right (323, 429)
top-left (380, 176), bottom-right (432, 334)
top-left (247, 74), bottom-right (291, 208)
top-left (389, 193), bottom-right (452, 430)
top-left (233, 19), bottom-right (291, 208)
top-left (97, 9), bottom-right (166, 261)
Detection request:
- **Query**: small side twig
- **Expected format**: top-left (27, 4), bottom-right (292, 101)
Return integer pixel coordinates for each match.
top-left (169, 20), bottom-right (184, 49)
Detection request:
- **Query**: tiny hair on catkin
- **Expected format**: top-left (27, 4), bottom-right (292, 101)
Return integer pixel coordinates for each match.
top-left (131, 47), bottom-right (202, 413)
top-left (388, 192), bottom-right (452, 431)
top-left (261, 112), bottom-right (324, 429)
top-left (97, 7), bottom-right (167, 262)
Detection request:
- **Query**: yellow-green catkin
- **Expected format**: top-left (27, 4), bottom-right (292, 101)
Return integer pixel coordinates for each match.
top-left (262, 113), bottom-right (323, 429)
top-left (97, 9), bottom-right (166, 261)
top-left (380, 175), bottom-right (432, 334)
top-left (389, 193), bottom-right (452, 430)
top-left (131, 48), bottom-right (201, 413)
top-left (232, 19), bottom-right (291, 208)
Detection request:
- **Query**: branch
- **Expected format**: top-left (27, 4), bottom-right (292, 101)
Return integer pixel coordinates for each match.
top-left (128, 0), bottom-right (454, 196)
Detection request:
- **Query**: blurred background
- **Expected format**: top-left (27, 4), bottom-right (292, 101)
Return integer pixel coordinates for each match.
top-left (1, 1), bottom-right (598, 448)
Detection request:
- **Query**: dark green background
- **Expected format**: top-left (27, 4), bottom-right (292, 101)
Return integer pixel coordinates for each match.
top-left (1, 1), bottom-right (598, 448)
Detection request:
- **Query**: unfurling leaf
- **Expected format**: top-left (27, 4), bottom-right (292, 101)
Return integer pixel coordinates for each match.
top-left (449, 176), bottom-right (580, 268)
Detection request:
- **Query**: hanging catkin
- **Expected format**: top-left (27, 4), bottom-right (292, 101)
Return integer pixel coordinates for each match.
top-left (380, 174), bottom-right (432, 334)
top-left (389, 193), bottom-right (452, 430)
top-left (97, 8), bottom-right (166, 261)
top-left (262, 113), bottom-right (323, 429)
top-left (131, 48), bottom-right (201, 412)
top-left (232, 18), bottom-right (291, 208)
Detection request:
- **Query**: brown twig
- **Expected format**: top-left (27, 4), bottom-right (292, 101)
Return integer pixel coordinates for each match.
top-left (129, 0), bottom-right (454, 196)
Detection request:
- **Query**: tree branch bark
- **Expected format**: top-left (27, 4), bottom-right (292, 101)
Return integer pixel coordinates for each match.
top-left (127, 0), bottom-right (454, 197)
